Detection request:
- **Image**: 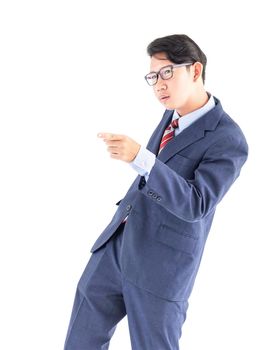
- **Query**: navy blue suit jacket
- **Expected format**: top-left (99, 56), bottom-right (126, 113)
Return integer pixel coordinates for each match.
top-left (91, 97), bottom-right (248, 301)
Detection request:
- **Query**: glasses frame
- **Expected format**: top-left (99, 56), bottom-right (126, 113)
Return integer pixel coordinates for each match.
top-left (144, 62), bottom-right (193, 86)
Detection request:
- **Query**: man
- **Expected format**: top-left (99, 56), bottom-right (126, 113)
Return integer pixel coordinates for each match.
top-left (64, 34), bottom-right (248, 350)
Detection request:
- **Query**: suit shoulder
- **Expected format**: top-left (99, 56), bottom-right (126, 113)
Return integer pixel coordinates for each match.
top-left (217, 111), bottom-right (247, 143)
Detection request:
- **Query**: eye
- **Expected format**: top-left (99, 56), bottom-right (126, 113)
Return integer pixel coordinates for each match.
top-left (147, 73), bottom-right (157, 80)
top-left (162, 67), bottom-right (172, 77)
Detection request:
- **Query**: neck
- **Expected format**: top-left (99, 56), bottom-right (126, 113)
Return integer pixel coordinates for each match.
top-left (177, 90), bottom-right (209, 117)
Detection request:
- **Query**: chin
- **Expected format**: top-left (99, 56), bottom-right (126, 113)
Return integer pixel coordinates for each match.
top-left (162, 101), bottom-right (176, 110)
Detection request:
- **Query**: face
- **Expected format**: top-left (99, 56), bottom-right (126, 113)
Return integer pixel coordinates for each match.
top-left (149, 53), bottom-right (195, 113)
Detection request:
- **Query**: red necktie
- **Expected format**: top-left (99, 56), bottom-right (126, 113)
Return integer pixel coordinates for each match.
top-left (158, 118), bottom-right (179, 154)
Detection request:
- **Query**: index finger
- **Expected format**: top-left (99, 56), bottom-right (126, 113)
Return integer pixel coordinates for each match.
top-left (97, 132), bottom-right (123, 141)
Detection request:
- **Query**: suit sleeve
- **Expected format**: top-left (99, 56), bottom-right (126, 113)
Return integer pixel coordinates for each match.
top-left (139, 134), bottom-right (248, 222)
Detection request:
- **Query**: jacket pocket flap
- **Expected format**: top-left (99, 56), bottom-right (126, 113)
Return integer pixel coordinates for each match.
top-left (156, 224), bottom-right (198, 255)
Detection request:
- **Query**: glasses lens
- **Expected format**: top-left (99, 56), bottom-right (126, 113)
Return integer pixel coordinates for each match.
top-left (145, 73), bottom-right (157, 86)
top-left (160, 66), bottom-right (173, 80)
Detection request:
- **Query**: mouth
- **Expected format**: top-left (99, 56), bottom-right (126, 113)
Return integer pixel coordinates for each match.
top-left (159, 95), bottom-right (170, 102)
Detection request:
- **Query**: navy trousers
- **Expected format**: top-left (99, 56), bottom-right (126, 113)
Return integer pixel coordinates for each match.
top-left (64, 223), bottom-right (188, 350)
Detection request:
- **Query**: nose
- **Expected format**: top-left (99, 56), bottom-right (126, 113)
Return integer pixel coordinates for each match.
top-left (156, 77), bottom-right (167, 92)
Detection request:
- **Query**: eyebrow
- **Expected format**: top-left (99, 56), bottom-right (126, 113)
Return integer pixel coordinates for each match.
top-left (148, 64), bottom-right (173, 74)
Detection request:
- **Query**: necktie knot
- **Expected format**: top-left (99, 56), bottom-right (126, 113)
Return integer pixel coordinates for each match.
top-left (171, 118), bottom-right (179, 129)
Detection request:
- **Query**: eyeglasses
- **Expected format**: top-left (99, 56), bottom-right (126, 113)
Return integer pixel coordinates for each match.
top-left (144, 63), bottom-right (193, 86)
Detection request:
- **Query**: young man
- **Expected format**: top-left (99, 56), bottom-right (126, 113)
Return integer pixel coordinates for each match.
top-left (64, 34), bottom-right (248, 350)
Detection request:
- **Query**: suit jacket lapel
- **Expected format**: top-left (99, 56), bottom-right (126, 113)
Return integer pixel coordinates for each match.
top-left (146, 109), bottom-right (173, 154)
top-left (157, 126), bottom-right (205, 162)
top-left (157, 99), bottom-right (224, 163)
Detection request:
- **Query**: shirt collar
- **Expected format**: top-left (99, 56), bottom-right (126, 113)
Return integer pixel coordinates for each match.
top-left (173, 94), bottom-right (216, 133)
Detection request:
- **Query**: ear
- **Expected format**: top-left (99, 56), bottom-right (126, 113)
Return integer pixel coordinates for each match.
top-left (192, 62), bottom-right (203, 82)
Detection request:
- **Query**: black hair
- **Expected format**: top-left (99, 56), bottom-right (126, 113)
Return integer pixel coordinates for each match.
top-left (147, 34), bottom-right (207, 84)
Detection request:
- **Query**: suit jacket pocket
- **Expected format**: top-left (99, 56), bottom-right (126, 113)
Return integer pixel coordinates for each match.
top-left (156, 224), bottom-right (198, 255)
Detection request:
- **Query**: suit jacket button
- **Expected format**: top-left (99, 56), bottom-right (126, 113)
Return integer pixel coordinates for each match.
top-left (152, 193), bottom-right (157, 199)
top-left (138, 176), bottom-right (146, 189)
top-left (148, 190), bottom-right (153, 196)
top-left (156, 196), bottom-right (162, 201)
top-left (126, 204), bottom-right (132, 211)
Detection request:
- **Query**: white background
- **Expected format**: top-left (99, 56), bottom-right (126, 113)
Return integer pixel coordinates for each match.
top-left (0, 1), bottom-right (260, 349)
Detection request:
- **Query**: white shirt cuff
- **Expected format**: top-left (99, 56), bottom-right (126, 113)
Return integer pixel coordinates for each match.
top-left (130, 146), bottom-right (156, 180)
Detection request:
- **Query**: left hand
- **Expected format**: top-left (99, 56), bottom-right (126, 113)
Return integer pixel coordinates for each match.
top-left (98, 132), bottom-right (141, 163)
